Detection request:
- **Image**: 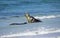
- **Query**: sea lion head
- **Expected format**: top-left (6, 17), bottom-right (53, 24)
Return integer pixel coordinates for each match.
top-left (25, 13), bottom-right (32, 23)
top-left (25, 13), bottom-right (30, 17)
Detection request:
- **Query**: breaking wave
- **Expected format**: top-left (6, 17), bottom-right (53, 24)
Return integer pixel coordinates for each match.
top-left (35, 15), bottom-right (60, 19)
top-left (0, 28), bottom-right (60, 38)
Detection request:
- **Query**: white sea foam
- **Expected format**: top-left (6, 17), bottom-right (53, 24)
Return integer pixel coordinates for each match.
top-left (35, 15), bottom-right (60, 19)
top-left (0, 29), bottom-right (60, 38)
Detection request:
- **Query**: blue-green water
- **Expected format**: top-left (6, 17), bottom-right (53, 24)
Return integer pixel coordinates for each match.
top-left (0, 0), bottom-right (60, 38)
top-left (0, 0), bottom-right (60, 16)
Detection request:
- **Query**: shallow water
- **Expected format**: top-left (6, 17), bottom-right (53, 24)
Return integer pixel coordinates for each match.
top-left (0, 15), bottom-right (60, 38)
top-left (0, 0), bottom-right (60, 38)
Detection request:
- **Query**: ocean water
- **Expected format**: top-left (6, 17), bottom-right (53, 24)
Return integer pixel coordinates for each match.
top-left (0, 0), bottom-right (60, 38)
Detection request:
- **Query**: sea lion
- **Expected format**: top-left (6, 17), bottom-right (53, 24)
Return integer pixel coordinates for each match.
top-left (10, 13), bottom-right (42, 25)
top-left (25, 13), bottom-right (42, 23)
